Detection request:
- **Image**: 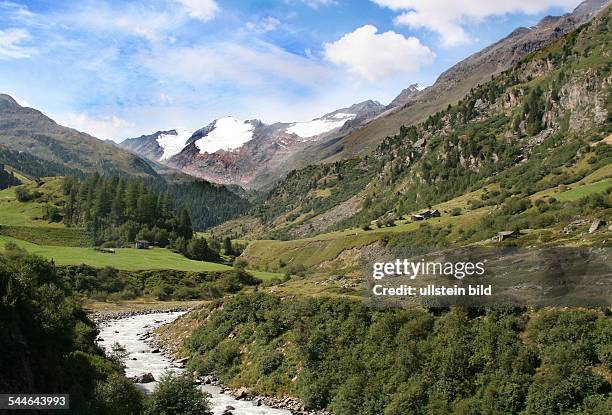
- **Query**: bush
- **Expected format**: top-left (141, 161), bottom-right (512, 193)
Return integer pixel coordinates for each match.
top-left (146, 374), bottom-right (212, 415)
top-left (94, 373), bottom-right (145, 415)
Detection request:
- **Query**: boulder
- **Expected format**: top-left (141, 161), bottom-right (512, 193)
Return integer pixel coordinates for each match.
top-left (234, 387), bottom-right (249, 400)
top-left (133, 373), bottom-right (155, 383)
top-left (151, 348), bottom-right (161, 353)
top-left (589, 219), bottom-right (605, 233)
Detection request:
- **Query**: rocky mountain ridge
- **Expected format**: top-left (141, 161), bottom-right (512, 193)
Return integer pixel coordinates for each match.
top-left (0, 94), bottom-right (157, 177)
top-left (120, 100), bottom-right (385, 188)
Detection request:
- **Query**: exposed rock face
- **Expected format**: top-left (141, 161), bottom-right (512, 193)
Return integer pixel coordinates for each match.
top-left (387, 83), bottom-right (425, 109)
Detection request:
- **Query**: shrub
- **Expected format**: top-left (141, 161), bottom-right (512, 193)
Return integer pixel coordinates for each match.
top-left (94, 373), bottom-right (145, 415)
top-left (146, 374), bottom-right (212, 415)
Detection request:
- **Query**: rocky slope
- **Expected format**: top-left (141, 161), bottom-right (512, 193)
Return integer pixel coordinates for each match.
top-left (305, 0), bottom-right (610, 163)
top-left (0, 94), bottom-right (157, 177)
top-left (120, 101), bottom-right (385, 189)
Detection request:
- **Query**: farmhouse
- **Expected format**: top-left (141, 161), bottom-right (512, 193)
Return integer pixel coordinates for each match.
top-left (135, 240), bottom-right (150, 249)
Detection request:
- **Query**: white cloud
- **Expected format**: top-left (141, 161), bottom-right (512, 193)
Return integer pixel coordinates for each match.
top-left (323, 25), bottom-right (434, 81)
top-left (0, 28), bottom-right (36, 59)
top-left (289, 0), bottom-right (338, 8)
top-left (140, 40), bottom-right (329, 87)
top-left (60, 0), bottom-right (219, 43)
top-left (246, 16), bottom-right (281, 33)
top-left (65, 112), bottom-right (134, 140)
top-left (176, 0), bottom-right (219, 22)
top-left (372, 0), bottom-right (579, 46)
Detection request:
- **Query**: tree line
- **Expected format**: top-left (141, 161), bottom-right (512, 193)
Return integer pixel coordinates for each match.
top-left (63, 174), bottom-right (193, 248)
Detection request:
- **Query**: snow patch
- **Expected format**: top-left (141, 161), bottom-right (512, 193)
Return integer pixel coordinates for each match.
top-left (195, 117), bottom-right (255, 153)
top-left (286, 112), bottom-right (355, 139)
top-left (157, 129), bottom-right (192, 161)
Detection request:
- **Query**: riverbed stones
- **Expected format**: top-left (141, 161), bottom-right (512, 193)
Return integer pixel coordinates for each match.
top-left (133, 372), bottom-right (155, 383)
top-left (234, 387), bottom-right (249, 400)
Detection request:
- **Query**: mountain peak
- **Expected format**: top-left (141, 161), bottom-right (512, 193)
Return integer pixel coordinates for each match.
top-left (388, 83), bottom-right (426, 109)
top-left (0, 94), bottom-right (20, 108)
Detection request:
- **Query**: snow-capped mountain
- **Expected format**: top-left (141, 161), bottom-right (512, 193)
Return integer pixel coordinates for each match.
top-left (120, 129), bottom-right (191, 163)
top-left (286, 112), bottom-right (356, 139)
top-left (120, 100), bottom-right (384, 188)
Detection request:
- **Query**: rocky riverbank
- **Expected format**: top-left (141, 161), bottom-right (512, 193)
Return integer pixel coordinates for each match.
top-left (149, 312), bottom-right (332, 415)
top-left (190, 375), bottom-right (331, 415)
top-left (90, 306), bottom-right (193, 324)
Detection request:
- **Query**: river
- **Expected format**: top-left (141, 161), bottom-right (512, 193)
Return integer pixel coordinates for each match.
top-left (96, 311), bottom-right (291, 415)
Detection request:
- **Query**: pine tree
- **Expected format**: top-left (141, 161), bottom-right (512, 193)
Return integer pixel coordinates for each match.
top-left (223, 237), bottom-right (234, 256)
top-left (178, 208), bottom-right (193, 239)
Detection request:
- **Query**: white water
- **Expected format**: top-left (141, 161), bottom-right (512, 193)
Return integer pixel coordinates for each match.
top-left (96, 312), bottom-right (290, 415)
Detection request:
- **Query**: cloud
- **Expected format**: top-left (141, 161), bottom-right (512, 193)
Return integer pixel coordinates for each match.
top-left (289, 0), bottom-right (338, 8)
top-left (65, 112), bottom-right (134, 140)
top-left (140, 40), bottom-right (330, 88)
top-left (59, 0), bottom-right (219, 43)
top-left (246, 16), bottom-right (281, 33)
top-left (323, 25), bottom-right (434, 81)
top-left (372, 0), bottom-right (579, 46)
top-left (176, 0), bottom-right (219, 22)
top-left (0, 28), bottom-right (36, 59)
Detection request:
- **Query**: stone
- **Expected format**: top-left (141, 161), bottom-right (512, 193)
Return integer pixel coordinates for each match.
top-left (151, 348), bottom-right (161, 353)
top-left (234, 387), bottom-right (249, 400)
top-left (589, 219), bottom-right (604, 234)
top-left (133, 373), bottom-right (155, 383)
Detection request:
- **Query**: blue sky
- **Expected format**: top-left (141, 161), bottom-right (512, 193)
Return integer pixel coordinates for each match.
top-left (0, 0), bottom-right (582, 141)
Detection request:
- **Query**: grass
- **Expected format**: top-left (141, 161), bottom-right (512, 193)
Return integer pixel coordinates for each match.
top-left (0, 234), bottom-right (280, 280)
top-left (0, 178), bottom-right (67, 228)
top-left (554, 179), bottom-right (612, 202)
top-left (0, 178), bottom-right (285, 281)
top-left (0, 225), bottom-right (89, 246)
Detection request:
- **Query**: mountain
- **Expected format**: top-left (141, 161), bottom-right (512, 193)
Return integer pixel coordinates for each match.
top-left (0, 94), bottom-right (156, 177)
top-left (234, 2), bottom-right (611, 240)
top-left (120, 100), bottom-right (385, 188)
top-left (302, 0), bottom-right (610, 164)
top-left (119, 129), bottom-right (192, 163)
top-left (387, 83), bottom-right (425, 109)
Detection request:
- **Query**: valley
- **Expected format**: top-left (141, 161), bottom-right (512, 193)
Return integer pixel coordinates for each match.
top-left (0, 1), bottom-right (611, 414)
